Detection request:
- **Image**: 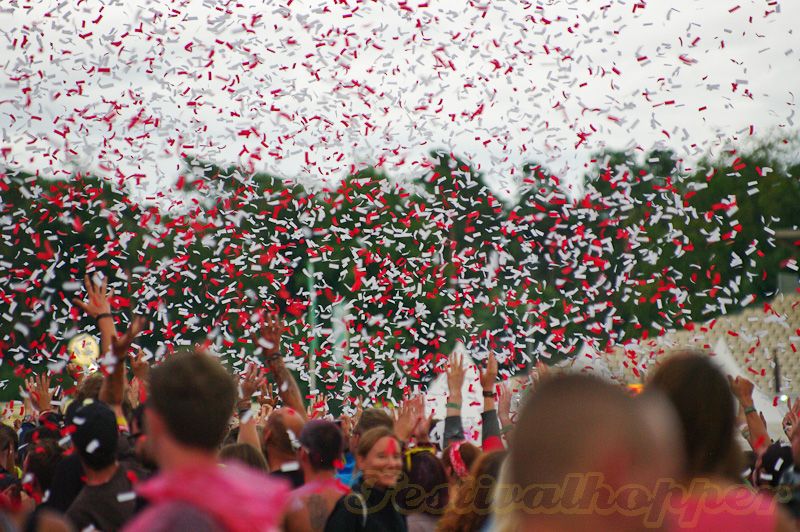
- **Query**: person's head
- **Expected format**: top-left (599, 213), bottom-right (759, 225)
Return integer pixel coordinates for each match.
top-left (350, 408), bottom-right (393, 455)
top-left (396, 447), bottom-right (449, 515)
top-left (439, 450), bottom-right (506, 532)
top-left (753, 441), bottom-right (793, 489)
top-left (219, 443), bottom-right (269, 472)
top-left (146, 349), bottom-right (237, 464)
top-left (635, 390), bottom-right (685, 486)
top-left (0, 424), bottom-right (18, 471)
top-left (647, 351), bottom-right (741, 481)
top-left (64, 372), bottom-right (103, 423)
top-left (441, 441), bottom-right (480, 485)
top-left (355, 427), bottom-right (402, 488)
top-left (263, 407), bottom-right (305, 464)
top-left (71, 400), bottom-right (119, 471)
top-left (22, 439), bottom-right (62, 497)
top-left (297, 420), bottom-right (344, 473)
top-left (510, 373), bottom-right (661, 531)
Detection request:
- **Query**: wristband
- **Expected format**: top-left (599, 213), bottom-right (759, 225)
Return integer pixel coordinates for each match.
top-left (96, 313), bottom-right (113, 322)
top-left (445, 402), bottom-right (461, 409)
top-left (500, 426), bottom-right (513, 435)
top-left (482, 390), bottom-right (496, 398)
top-left (744, 406), bottom-right (757, 416)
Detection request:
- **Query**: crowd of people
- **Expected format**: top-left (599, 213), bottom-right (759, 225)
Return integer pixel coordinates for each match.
top-left (0, 275), bottom-right (800, 531)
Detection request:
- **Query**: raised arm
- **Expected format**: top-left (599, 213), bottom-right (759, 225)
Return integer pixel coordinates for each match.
top-left (258, 312), bottom-right (307, 419)
top-left (74, 274), bottom-right (146, 427)
top-left (497, 382), bottom-right (514, 441)
top-left (394, 395), bottom-right (423, 444)
top-left (73, 274), bottom-right (118, 361)
top-left (130, 348), bottom-right (151, 402)
top-left (478, 353), bottom-right (502, 449)
top-left (24, 373), bottom-right (55, 418)
top-left (443, 351), bottom-right (466, 447)
top-left (237, 363), bottom-right (268, 452)
top-left (99, 317), bottom-right (146, 434)
top-left (729, 375), bottom-right (770, 451)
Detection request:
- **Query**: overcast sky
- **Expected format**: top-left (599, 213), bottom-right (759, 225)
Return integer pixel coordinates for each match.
top-left (1, 0), bottom-right (797, 202)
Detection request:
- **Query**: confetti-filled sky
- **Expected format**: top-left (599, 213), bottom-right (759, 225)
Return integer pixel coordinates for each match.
top-left (1, 0), bottom-right (797, 197)
top-left (2, 1), bottom-right (799, 410)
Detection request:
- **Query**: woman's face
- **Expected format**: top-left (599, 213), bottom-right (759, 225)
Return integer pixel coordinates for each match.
top-left (358, 436), bottom-right (402, 488)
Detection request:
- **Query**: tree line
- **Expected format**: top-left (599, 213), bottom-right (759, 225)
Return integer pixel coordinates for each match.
top-left (1, 141), bottom-right (798, 404)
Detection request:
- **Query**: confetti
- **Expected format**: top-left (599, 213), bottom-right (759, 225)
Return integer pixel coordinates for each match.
top-left (0, 0), bottom-right (797, 412)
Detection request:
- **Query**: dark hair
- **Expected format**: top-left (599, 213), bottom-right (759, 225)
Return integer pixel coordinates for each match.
top-left (23, 439), bottom-right (63, 493)
top-left (438, 450), bottom-right (506, 531)
top-left (149, 349), bottom-right (237, 451)
top-left (299, 420), bottom-right (344, 471)
top-left (354, 408), bottom-right (393, 436)
top-left (755, 442), bottom-right (793, 488)
top-left (396, 448), bottom-right (449, 515)
top-left (648, 351), bottom-right (740, 481)
top-left (219, 443), bottom-right (268, 472)
top-left (71, 401), bottom-right (119, 470)
top-left (18, 424), bottom-right (61, 467)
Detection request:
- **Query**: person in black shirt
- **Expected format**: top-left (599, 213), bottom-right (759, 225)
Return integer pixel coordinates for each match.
top-left (325, 426), bottom-right (406, 532)
top-left (66, 401), bottom-right (137, 532)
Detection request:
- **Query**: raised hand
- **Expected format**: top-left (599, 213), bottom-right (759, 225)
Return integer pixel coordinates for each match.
top-left (783, 397), bottom-right (800, 440)
top-left (257, 312), bottom-right (283, 359)
top-left (395, 396), bottom-right (422, 442)
top-left (728, 374), bottom-right (755, 405)
top-left (72, 274), bottom-right (113, 319)
top-left (479, 352), bottom-right (498, 392)
top-left (240, 363), bottom-right (265, 401)
top-left (412, 402), bottom-right (434, 444)
top-left (446, 352), bottom-right (466, 397)
top-left (339, 414), bottom-right (354, 439)
top-left (127, 376), bottom-right (141, 409)
top-left (130, 348), bottom-right (150, 382)
top-left (254, 403), bottom-right (273, 428)
top-left (25, 373), bottom-right (54, 413)
top-left (256, 311), bottom-right (306, 418)
top-left (256, 380), bottom-right (275, 408)
top-left (498, 382), bottom-right (513, 427)
top-left (306, 396), bottom-right (328, 420)
top-left (111, 315), bottom-right (147, 361)
top-left (66, 362), bottom-right (85, 386)
top-left (100, 315), bottom-right (147, 406)
top-left (354, 396), bottom-right (364, 426)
